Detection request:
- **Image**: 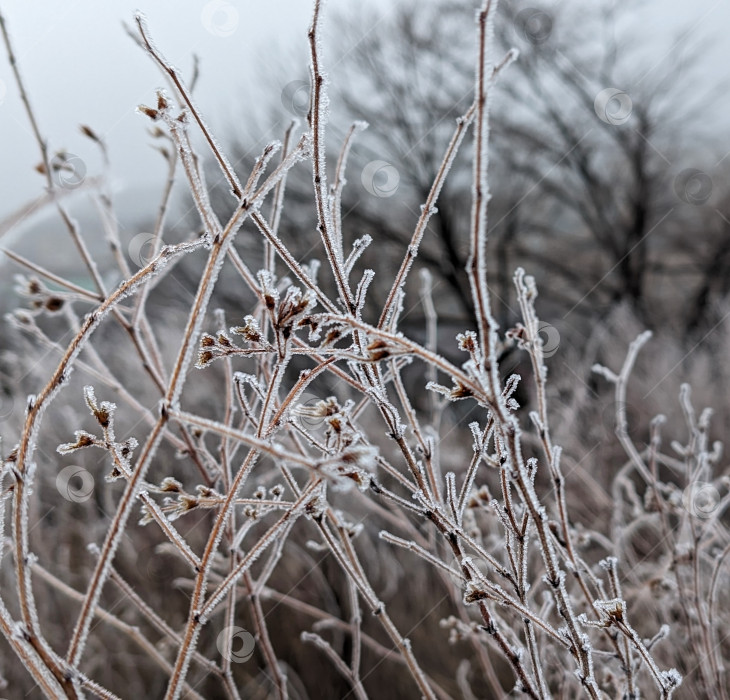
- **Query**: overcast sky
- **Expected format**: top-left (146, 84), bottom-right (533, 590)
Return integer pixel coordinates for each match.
top-left (0, 0), bottom-right (728, 246)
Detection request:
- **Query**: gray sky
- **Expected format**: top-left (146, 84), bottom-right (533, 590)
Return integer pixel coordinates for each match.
top-left (0, 1), bottom-right (313, 229)
top-left (0, 0), bottom-right (728, 244)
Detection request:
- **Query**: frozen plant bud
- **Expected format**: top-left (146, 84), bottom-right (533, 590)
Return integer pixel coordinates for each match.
top-left (137, 104), bottom-right (160, 121)
top-left (79, 124), bottom-right (101, 142)
top-left (196, 350), bottom-right (214, 368)
top-left (156, 90), bottom-right (169, 112)
top-left (159, 477), bottom-right (182, 493)
top-left (83, 386), bottom-right (115, 429)
top-left (57, 430), bottom-right (97, 455)
top-left (231, 315), bottom-right (263, 343)
top-left (304, 490), bottom-right (327, 520)
top-left (457, 331), bottom-right (478, 354)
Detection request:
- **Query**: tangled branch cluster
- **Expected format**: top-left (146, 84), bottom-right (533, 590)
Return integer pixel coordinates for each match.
top-left (0, 2), bottom-right (727, 698)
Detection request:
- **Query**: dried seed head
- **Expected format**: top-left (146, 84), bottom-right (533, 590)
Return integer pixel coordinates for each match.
top-left (457, 331), bottom-right (478, 354)
top-left (159, 477), bottom-right (182, 493)
top-left (231, 315), bottom-right (263, 343)
top-left (276, 287), bottom-right (315, 331)
top-left (505, 324), bottom-right (528, 345)
top-left (304, 490), bottom-right (327, 520)
top-left (83, 386), bottom-right (115, 429)
top-left (44, 297), bottom-right (64, 312)
top-left (57, 430), bottom-right (97, 455)
top-left (197, 350), bottom-right (214, 369)
top-left (137, 104), bottom-right (160, 121)
top-left (196, 485), bottom-right (220, 498)
top-left (464, 584), bottom-right (488, 604)
top-left (367, 339), bottom-right (390, 361)
top-left (322, 327), bottom-right (341, 346)
top-left (79, 124), bottom-right (101, 142)
top-left (594, 598), bottom-right (625, 623)
top-left (106, 466), bottom-right (122, 482)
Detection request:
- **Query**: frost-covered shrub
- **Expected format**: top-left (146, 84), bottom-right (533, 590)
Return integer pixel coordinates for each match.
top-left (0, 2), bottom-right (726, 698)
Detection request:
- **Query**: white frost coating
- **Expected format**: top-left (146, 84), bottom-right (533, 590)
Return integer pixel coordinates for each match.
top-left (30, 250), bottom-right (202, 671)
top-left (660, 669), bottom-right (682, 688)
top-left (0, 598), bottom-right (66, 696)
top-left (136, 11), bottom-right (244, 205)
top-left (354, 269), bottom-right (375, 313)
top-left (468, 421), bottom-right (482, 447)
top-left (203, 507), bottom-right (307, 623)
top-left (257, 269), bottom-right (280, 306)
top-left (304, 258), bottom-right (321, 285)
top-left (599, 556), bottom-right (618, 571)
top-left (344, 234), bottom-right (372, 274)
top-left (170, 246), bottom-right (231, 411)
